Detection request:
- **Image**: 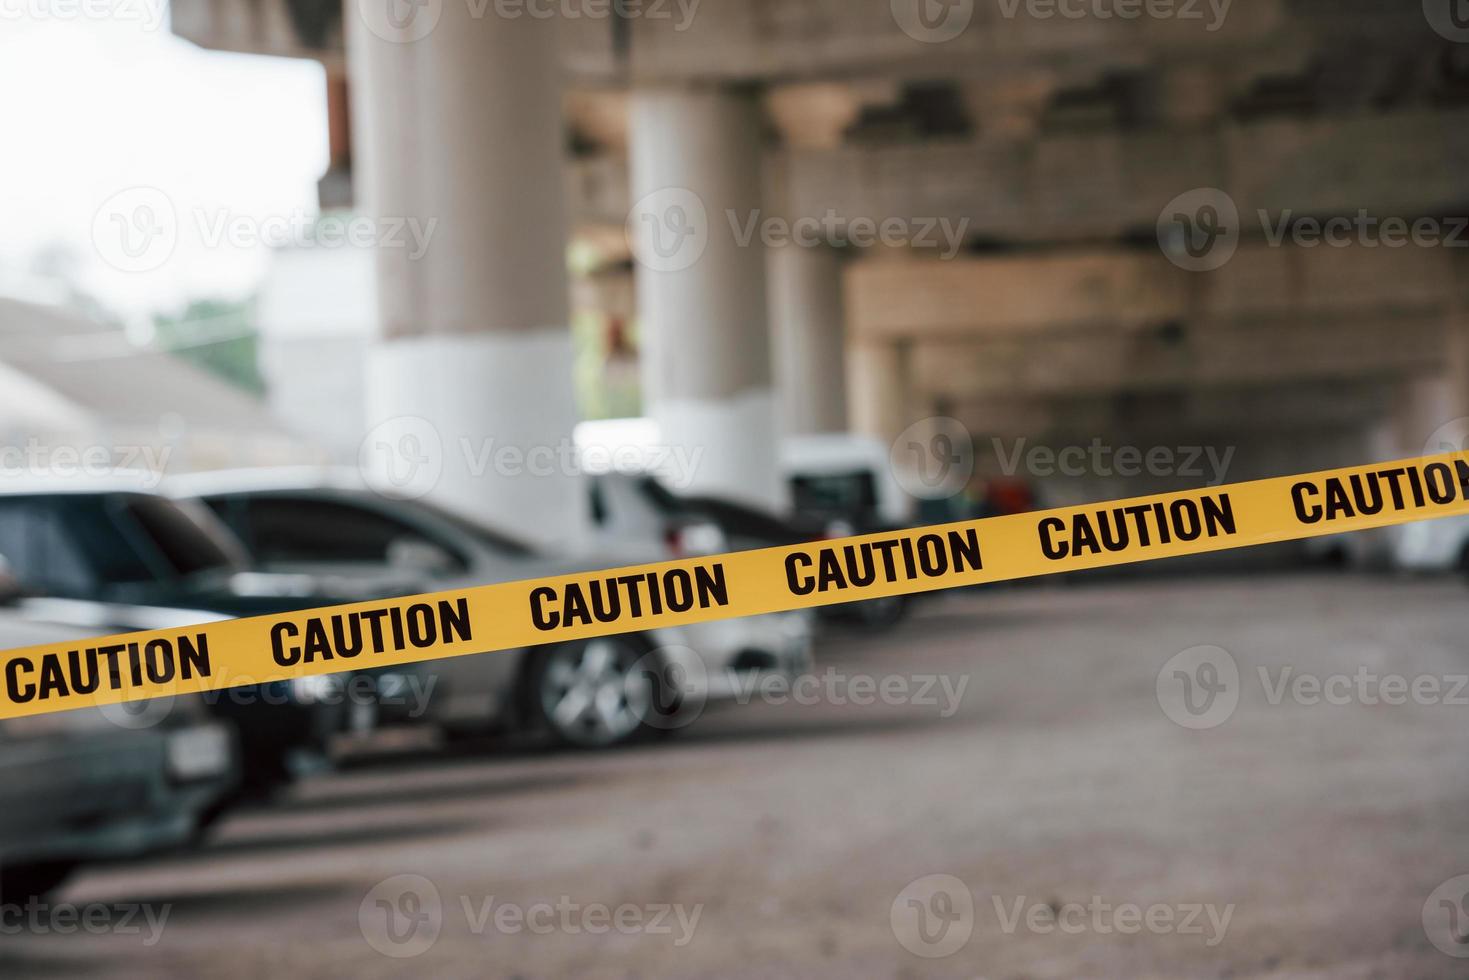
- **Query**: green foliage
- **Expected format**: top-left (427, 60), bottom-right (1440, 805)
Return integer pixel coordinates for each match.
top-left (153, 298), bottom-right (266, 395)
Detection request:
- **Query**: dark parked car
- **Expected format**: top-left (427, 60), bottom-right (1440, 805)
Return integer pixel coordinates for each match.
top-left (168, 469), bottom-right (814, 749)
top-left (590, 472), bottom-right (912, 628)
top-left (0, 564), bottom-right (239, 901)
top-left (0, 481), bottom-right (377, 795)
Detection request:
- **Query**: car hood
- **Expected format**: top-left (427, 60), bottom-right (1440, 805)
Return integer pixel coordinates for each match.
top-left (474, 539), bottom-right (680, 585)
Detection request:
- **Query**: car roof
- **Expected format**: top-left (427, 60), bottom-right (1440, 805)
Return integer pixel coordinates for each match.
top-left (165, 466), bottom-right (368, 498)
top-left (0, 470), bottom-right (167, 496)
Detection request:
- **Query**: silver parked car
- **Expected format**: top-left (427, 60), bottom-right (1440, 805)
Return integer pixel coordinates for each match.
top-left (169, 468), bottom-right (814, 749)
top-left (0, 563), bottom-right (239, 901)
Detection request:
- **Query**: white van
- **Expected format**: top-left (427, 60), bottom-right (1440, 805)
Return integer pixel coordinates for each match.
top-left (780, 434), bottom-right (915, 531)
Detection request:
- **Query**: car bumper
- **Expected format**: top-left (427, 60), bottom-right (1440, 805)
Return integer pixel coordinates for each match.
top-left (0, 721), bottom-right (238, 866)
top-left (657, 609), bottom-right (815, 701)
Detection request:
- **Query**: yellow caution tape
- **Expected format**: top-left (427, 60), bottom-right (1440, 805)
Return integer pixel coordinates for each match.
top-left (3, 451), bottom-right (1467, 720)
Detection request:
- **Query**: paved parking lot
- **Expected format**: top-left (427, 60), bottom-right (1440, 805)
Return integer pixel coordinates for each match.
top-left (4, 573), bottom-right (1467, 978)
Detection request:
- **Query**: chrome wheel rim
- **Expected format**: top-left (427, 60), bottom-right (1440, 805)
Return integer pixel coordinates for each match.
top-left (539, 639), bottom-right (651, 746)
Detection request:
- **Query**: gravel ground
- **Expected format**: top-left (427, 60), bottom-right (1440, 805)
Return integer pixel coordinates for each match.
top-left (4, 573), bottom-right (1467, 979)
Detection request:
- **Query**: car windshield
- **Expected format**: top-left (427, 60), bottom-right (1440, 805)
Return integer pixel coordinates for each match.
top-left (790, 471), bottom-right (880, 518)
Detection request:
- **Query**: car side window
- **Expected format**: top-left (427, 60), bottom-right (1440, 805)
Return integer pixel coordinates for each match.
top-left (0, 500), bottom-right (98, 596)
top-left (240, 496), bottom-right (466, 571)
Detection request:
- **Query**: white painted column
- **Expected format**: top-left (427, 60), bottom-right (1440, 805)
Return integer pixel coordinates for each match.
top-left (847, 339), bottom-right (911, 447)
top-left (628, 87), bottom-right (784, 511)
top-left (348, 2), bottom-right (587, 549)
top-left (768, 243), bottom-right (848, 436)
top-left (1392, 374), bottom-right (1455, 456)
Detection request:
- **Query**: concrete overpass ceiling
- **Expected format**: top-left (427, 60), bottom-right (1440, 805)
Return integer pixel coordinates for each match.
top-left (168, 0), bottom-right (1469, 501)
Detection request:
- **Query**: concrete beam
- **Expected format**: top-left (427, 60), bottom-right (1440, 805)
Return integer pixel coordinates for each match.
top-left (910, 315), bottom-right (1447, 399)
top-left (781, 108), bottom-right (1469, 249)
top-left (845, 241), bottom-right (1461, 341)
top-left (171, 0), bottom-right (1433, 85)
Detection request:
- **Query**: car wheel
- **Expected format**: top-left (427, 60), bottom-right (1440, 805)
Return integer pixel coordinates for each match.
top-left (0, 861), bottom-right (77, 903)
top-left (528, 637), bottom-right (666, 749)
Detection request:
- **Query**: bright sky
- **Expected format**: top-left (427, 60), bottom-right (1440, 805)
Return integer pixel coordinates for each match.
top-left (0, 10), bottom-right (326, 319)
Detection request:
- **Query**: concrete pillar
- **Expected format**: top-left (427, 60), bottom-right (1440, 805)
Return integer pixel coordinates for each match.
top-left (349, 2), bottom-right (587, 548)
top-left (847, 339), bottom-right (911, 446)
top-left (1446, 319), bottom-right (1469, 426)
top-left (1392, 374), bottom-right (1455, 457)
top-left (769, 243), bottom-right (848, 436)
top-left (629, 87), bottom-right (783, 510)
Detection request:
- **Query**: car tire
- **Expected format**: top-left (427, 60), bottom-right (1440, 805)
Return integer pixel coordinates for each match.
top-left (0, 861), bottom-right (77, 903)
top-left (524, 636), bottom-right (675, 749)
